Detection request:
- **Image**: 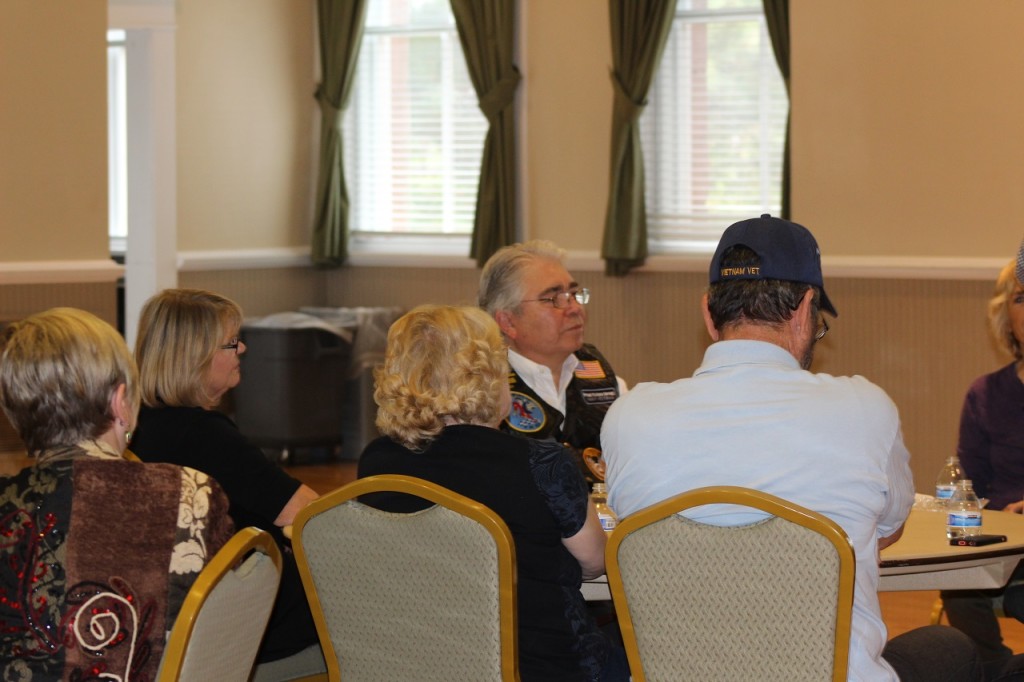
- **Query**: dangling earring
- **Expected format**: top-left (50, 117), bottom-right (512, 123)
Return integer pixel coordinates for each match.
top-left (118, 419), bottom-right (132, 445)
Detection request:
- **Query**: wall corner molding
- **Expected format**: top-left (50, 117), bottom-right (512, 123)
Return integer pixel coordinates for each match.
top-left (0, 260), bottom-right (125, 285)
top-left (564, 251), bottom-right (1008, 281)
top-left (177, 247), bottom-right (313, 271)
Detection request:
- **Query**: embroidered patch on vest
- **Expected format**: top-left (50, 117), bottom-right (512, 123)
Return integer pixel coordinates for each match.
top-left (507, 392), bottom-right (546, 433)
top-left (574, 360), bottom-right (606, 380)
top-left (580, 387), bottom-right (618, 405)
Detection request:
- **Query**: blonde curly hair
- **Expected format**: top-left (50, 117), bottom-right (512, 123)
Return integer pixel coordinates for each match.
top-left (374, 305), bottom-right (509, 451)
top-left (988, 260), bottom-right (1023, 360)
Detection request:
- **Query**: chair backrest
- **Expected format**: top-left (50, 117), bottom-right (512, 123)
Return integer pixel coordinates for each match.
top-left (606, 486), bottom-right (855, 682)
top-left (292, 474), bottom-right (519, 682)
top-left (159, 527), bottom-right (283, 682)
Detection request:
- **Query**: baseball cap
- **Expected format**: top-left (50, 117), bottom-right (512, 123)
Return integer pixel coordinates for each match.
top-left (709, 214), bottom-right (838, 317)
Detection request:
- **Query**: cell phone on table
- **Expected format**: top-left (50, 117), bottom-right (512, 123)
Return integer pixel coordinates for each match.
top-left (950, 534), bottom-right (1008, 547)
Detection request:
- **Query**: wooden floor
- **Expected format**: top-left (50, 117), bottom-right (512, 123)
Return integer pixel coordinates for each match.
top-left (4, 449), bottom-right (1024, 651)
top-left (880, 590), bottom-right (1024, 650)
top-left (283, 456), bottom-right (358, 495)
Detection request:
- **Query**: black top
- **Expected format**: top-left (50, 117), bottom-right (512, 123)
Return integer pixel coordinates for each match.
top-left (359, 424), bottom-right (611, 682)
top-left (133, 404), bottom-right (317, 662)
top-left (133, 406), bottom-right (300, 536)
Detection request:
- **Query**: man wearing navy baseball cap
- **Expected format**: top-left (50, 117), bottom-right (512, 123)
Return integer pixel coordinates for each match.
top-left (602, 215), bottom-right (984, 680)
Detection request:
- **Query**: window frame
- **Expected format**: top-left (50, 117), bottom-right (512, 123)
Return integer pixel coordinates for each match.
top-left (342, 1), bottom-right (489, 257)
top-left (107, 29), bottom-right (128, 258)
top-left (641, 2), bottom-right (788, 255)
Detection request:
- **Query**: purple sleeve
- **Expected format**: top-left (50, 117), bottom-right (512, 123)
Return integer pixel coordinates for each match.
top-left (958, 379), bottom-right (994, 500)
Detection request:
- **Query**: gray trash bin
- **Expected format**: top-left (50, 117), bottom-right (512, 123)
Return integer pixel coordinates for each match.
top-left (300, 306), bottom-right (402, 460)
top-left (232, 313), bottom-right (353, 459)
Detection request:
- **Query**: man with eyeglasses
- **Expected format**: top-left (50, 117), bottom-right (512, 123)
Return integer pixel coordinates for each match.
top-left (479, 240), bottom-right (626, 487)
top-left (601, 215), bottom-right (984, 681)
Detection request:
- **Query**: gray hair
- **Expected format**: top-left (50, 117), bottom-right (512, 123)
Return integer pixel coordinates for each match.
top-left (0, 308), bottom-right (140, 457)
top-left (478, 240), bottom-right (568, 315)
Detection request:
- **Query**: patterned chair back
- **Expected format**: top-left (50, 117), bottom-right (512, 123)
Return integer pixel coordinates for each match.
top-left (606, 486), bottom-right (855, 682)
top-left (159, 527), bottom-right (283, 682)
top-left (292, 474), bottom-right (519, 682)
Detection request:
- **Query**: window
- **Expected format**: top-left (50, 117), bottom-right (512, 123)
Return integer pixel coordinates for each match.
top-left (641, 0), bottom-right (788, 253)
top-left (107, 29), bottom-right (128, 257)
top-left (343, 0), bottom-right (487, 251)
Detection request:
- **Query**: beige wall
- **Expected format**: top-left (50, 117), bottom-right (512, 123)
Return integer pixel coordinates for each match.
top-left (0, 0), bottom-right (108, 263)
top-left (522, 0), bottom-right (612, 249)
top-left (176, 0), bottom-right (316, 251)
top-left (792, 0), bottom-right (1024, 258)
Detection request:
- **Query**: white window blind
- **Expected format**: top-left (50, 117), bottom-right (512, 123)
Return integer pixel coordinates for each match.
top-left (343, 0), bottom-right (486, 247)
top-left (641, 0), bottom-right (788, 253)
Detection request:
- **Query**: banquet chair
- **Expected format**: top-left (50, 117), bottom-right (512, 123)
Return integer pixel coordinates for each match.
top-left (606, 486), bottom-right (855, 682)
top-left (292, 474), bottom-right (519, 682)
top-left (158, 527), bottom-right (283, 682)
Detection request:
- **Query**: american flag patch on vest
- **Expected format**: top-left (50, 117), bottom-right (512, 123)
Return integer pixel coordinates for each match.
top-left (574, 360), bottom-right (606, 380)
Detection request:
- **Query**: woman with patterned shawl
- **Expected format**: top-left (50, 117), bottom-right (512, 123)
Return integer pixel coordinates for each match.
top-left (0, 308), bottom-right (234, 681)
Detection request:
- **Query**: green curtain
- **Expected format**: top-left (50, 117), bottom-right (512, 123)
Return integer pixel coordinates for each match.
top-left (601, 0), bottom-right (676, 277)
top-left (311, 0), bottom-right (368, 268)
top-left (762, 0), bottom-right (791, 219)
top-left (450, 0), bottom-right (521, 267)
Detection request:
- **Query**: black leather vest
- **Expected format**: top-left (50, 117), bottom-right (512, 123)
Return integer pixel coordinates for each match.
top-left (501, 344), bottom-right (620, 484)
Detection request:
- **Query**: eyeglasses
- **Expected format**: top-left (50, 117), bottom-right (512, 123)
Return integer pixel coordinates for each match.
top-left (219, 337), bottom-right (242, 353)
top-left (522, 288), bottom-right (590, 309)
top-left (815, 316), bottom-right (830, 341)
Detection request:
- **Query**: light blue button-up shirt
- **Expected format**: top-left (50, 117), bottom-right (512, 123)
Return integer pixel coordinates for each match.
top-left (603, 339), bottom-right (914, 682)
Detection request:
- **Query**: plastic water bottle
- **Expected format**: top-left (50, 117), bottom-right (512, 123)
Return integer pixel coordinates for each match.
top-left (591, 483), bottom-right (617, 531)
top-left (947, 479), bottom-right (982, 539)
top-left (935, 455), bottom-right (964, 507)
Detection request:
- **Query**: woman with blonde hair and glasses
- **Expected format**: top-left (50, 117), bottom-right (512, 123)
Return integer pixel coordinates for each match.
top-left (0, 308), bottom-right (233, 680)
top-left (359, 305), bottom-right (629, 682)
top-left (131, 288), bottom-right (321, 667)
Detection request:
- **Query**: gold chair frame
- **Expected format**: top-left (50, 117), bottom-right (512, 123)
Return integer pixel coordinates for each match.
top-left (159, 527), bottom-right (283, 682)
top-left (292, 474), bottom-right (519, 682)
top-left (606, 485), bottom-right (855, 682)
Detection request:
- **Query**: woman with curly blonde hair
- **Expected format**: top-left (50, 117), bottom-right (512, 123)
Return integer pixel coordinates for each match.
top-left (359, 305), bottom-right (628, 682)
top-left (373, 304), bottom-right (511, 450)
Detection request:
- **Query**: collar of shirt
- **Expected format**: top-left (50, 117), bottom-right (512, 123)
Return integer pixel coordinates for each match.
top-left (507, 348), bottom-right (580, 414)
top-left (696, 339), bottom-right (800, 375)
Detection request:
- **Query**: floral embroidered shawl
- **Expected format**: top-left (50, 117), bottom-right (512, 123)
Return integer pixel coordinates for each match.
top-left (0, 458), bottom-right (233, 681)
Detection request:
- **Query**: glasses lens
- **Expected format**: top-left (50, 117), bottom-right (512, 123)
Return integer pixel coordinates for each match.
top-left (815, 317), bottom-right (829, 340)
top-left (574, 288), bottom-right (590, 306)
